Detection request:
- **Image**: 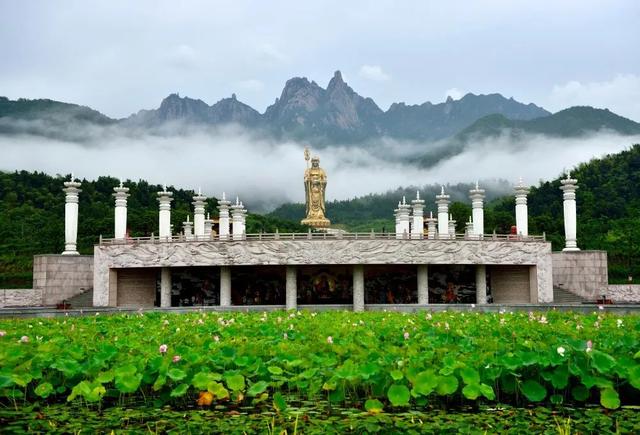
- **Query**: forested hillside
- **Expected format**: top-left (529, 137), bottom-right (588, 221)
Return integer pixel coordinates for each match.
top-left (0, 173), bottom-right (306, 288)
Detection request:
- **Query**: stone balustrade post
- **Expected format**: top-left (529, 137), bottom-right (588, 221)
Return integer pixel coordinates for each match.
top-left (157, 186), bottom-right (173, 241)
top-left (192, 188), bottom-right (207, 240)
top-left (515, 178), bottom-right (530, 237)
top-left (426, 211), bottom-right (437, 240)
top-left (217, 192), bottom-right (231, 240)
top-left (469, 182), bottom-right (485, 239)
top-left (411, 191), bottom-right (425, 239)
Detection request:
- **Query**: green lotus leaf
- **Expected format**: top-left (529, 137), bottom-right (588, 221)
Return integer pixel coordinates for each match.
top-left (591, 350), bottom-right (616, 374)
top-left (551, 365), bottom-right (569, 389)
top-left (115, 373), bottom-right (142, 394)
top-left (390, 370), bottom-right (404, 381)
top-left (413, 370), bottom-right (438, 396)
top-left (96, 370), bottom-right (114, 383)
top-left (170, 383), bottom-right (189, 397)
top-left (628, 365), bottom-right (640, 390)
top-left (364, 398), bottom-right (384, 414)
top-left (273, 391), bottom-right (287, 412)
top-left (207, 381), bottom-right (229, 399)
top-left (34, 382), bottom-right (54, 398)
top-left (436, 375), bottom-right (459, 395)
top-left (225, 374), bottom-right (245, 391)
top-left (600, 388), bottom-right (620, 409)
top-left (571, 384), bottom-right (590, 401)
top-left (521, 380), bottom-right (546, 402)
top-left (462, 383), bottom-right (481, 400)
top-left (387, 384), bottom-right (410, 406)
top-left (247, 380), bottom-right (269, 397)
top-left (459, 367), bottom-right (480, 385)
top-left (267, 366), bottom-right (283, 375)
top-left (167, 368), bottom-right (187, 381)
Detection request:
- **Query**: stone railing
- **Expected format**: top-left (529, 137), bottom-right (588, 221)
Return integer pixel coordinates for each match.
top-left (99, 232), bottom-right (547, 246)
top-left (0, 289), bottom-right (43, 308)
top-left (607, 285), bottom-right (640, 303)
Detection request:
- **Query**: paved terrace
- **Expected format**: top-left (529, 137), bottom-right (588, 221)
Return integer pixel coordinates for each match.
top-left (93, 232), bottom-right (553, 310)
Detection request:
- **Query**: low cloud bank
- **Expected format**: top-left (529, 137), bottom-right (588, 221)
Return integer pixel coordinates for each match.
top-left (1, 123), bottom-right (638, 211)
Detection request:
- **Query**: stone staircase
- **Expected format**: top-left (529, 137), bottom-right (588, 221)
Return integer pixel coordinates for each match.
top-left (65, 288), bottom-right (94, 308)
top-left (553, 287), bottom-right (585, 304)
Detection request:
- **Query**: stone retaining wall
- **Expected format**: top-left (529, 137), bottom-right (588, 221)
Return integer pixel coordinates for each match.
top-left (552, 251), bottom-right (608, 300)
top-left (34, 255), bottom-right (94, 305)
top-left (607, 285), bottom-right (640, 303)
top-left (0, 289), bottom-right (42, 307)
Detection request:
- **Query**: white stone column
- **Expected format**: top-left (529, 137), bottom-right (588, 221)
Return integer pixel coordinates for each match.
top-left (160, 267), bottom-right (172, 307)
top-left (157, 187), bottom-right (173, 240)
top-left (436, 186), bottom-right (450, 239)
top-left (183, 216), bottom-right (193, 240)
top-left (398, 197), bottom-right (411, 239)
top-left (239, 201), bottom-right (247, 238)
top-left (448, 214), bottom-right (456, 239)
top-left (469, 182), bottom-right (485, 238)
top-left (560, 174), bottom-right (580, 251)
top-left (113, 181), bottom-right (129, 240)
top-left (394, 204), bottom-right (401, 238)
top-left (515, 178), bottom-right (529, 237)
top-left (204, 213), bottom-right (213, 240)
top-left (476, 265), bottom-right (487, 305)
top-left (417, 264), bottom-right (429, 304)
top-left (62, 176), bottom-right (82, 255)
top-left (353, 265), bottom-right (365, 312)
top-left (286, 266), bottom-right (297, 310)
top-left (426, 211), bottom-right (437, 240)
top-left (220, 266), bottom-right (231, 306)
top-left (218, 192), bottom-right (231, 240)
top-left (411, 191), bottom-right (425, 239)
top-left (192, 188), bottom-right (207, 240)
top-left (231, 198), bottom-right (245, 240)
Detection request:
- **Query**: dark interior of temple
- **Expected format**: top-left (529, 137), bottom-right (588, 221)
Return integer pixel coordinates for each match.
top-left (154, 264), bottom-right (493, 306)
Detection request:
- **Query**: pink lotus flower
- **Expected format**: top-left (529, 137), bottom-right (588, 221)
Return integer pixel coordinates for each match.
top-left (172, 355), bottom-right (181, 363)
top-left (213, 335), bottom-right (220, 342)
top-left (0, 330), bottom-right (6, 337)
top-left (198, 319), bottom-right (204, 325)
top-left (20, 336), bottom-right (29, 343)
top-left (283, 333), bottom-right (288, 340)
top-left (586, 340), bottom-right (593, 352)
top-left (163, 320), bottom-right (169, 326)
top-left (159, 344), bottom-right (168, 354)
top-left (327, 336), bottom-right (333, 344)
top-left (403, 332), bottom-right (410, 340)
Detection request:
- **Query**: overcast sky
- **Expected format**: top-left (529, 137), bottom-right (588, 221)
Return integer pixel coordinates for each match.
top-left (1, 0), bottom-right (639, 121)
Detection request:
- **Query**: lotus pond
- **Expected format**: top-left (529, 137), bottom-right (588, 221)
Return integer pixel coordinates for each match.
top-left (0, 309), bottom-right (639, 433)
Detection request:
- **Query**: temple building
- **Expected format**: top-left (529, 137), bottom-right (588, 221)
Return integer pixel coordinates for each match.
top-left (14, 157), bottom-right (611, 310)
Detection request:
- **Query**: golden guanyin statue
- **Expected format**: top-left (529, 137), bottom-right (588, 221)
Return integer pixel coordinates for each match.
top-left (301, 147), bottom-right (331, 229)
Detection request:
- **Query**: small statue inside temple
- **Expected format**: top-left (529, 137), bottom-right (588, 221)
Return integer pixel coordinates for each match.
top-left (301, 147), bottom-right (331, 229)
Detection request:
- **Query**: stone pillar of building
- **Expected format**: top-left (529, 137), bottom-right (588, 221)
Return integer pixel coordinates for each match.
top-left (411, 191), bottom-right (425, 239)
top-left (448, 214), bottom-right (456, 239)
top-left (220, 266), bottom-right (231, 306)
top-left (417, 264), bottom-right (429, 304)
top-left (113, 180), bottom-right (129, 240)
top-left (239, 201), bottom-right (247, 238)
top-left (231, 198), bottom-right (246, 240)
top-left (426, 211), bottom-right (437, 240)
top-left (560, 174), bottom-right (580, 251)
top-left (157, 186), bottom-right (173, 240)
top-left (394, 204), bottom-right (401, 238)
top-left (183, 215), bottom-right (193, 240)
top-left (204, 213), bottom-right (213, 240)
top-left (353, 265), bottom-right (365, 312)
top-left (469, 182), bottom-right (485, 238)
top-left (192, 188), bottom-right (207, 240)
top-left (160, 267), bottom-right (172, 308)
top-left (62, 175), bottom-right (82, 255)
top-left (218, 192), bottom-right (231, 240)
top-left (436, 186), bottom-right (450, 239)
top-left (286, 266), bottom-right (297, 310)
top-left (515, 178), bottom-right (530, 237)
top-left (476, 265), bottom-right (487, 305)
top-left (398, 197), bottom-right (411, 239)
